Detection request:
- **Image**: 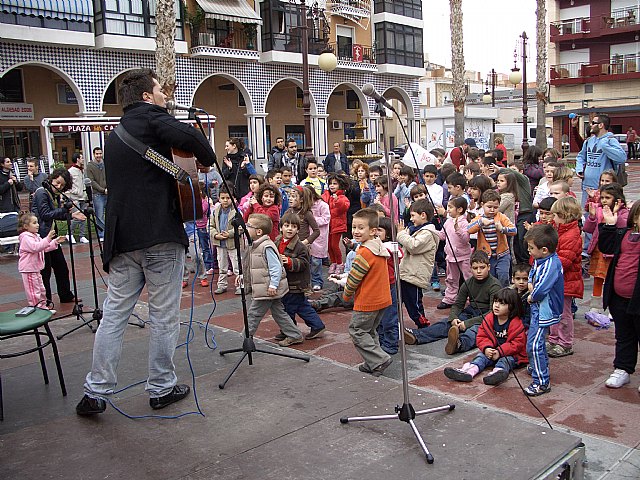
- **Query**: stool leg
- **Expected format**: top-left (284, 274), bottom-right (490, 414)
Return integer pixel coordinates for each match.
top-left (34, 328), bottom-right (49, 385)
top-left (1, 372), bottom-right (4, 421)
top-left (44, 324), bottom-right (66, 397)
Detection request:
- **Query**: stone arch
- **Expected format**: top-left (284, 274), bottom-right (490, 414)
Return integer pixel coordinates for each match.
top-left (381, 85), bottom-right (416, 118)
top-left (0, 61), bottom-right (86, 112)
top-left (264, 77), bottom-right (317, 115)
top-left (324, 82), bottom-right (368, 116)
top-left (99, 68), bottom-right (138, 111)
top-left (189, 73), bottom-right (254, 115)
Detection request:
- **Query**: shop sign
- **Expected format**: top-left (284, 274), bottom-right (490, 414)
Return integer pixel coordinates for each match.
top-left (51, 123), bottom-right (118, 133)
top-left (0, 103), bottom-right (35, 120)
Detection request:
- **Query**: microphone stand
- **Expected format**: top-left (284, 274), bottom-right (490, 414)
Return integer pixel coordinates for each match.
top-left (339, 98), bottom-right (454, 464)
top-left (186, 111), bottom-right (310, 389)
top-left (45, 185), bottom-right (99, 339)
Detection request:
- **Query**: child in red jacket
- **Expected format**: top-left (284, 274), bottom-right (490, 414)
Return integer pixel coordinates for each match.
top-left (243, 183), bottom-right (282, 241)
top-left (322, 173), bottom-right (350, 274)
top-left (444, 288), bottom-right (527, 385)
top-left (547, 197), bottom-right (584, 357)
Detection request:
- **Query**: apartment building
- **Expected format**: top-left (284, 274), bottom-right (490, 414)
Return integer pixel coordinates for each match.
top-left (548, 0), bottom-right (640, 153)
top-left (0, 0), bottom-right (424, 168)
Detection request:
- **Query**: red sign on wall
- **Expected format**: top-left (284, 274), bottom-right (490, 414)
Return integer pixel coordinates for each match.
top-left (352, 44), bottom-right (363, 63)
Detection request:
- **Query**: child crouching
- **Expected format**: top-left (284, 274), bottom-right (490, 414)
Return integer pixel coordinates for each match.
top-left (444, 288), bottom-right (527, 385)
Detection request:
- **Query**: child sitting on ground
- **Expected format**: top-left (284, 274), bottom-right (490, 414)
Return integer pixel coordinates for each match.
top-left (276, 212), bottom-right (326, 340)
top-left (523, 224), bottom-right (564, 396)
top-left (403, 250), bottom-right (502, 355)
top-left (444, 288), bottom-right (527, 385)
top-left (343, 208), bottom-right (393, 377)
top-left (239, 213), bottom-right (304, 347)
top-left (18, 212), bottom-right (65, 312)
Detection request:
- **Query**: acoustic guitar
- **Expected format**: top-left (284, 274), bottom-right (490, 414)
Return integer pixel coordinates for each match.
top-left (172, 149), bottom-right (203, 223)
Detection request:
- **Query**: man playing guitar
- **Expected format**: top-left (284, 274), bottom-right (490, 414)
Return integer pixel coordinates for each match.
top-left (77, 68), bottom-right (216, 415)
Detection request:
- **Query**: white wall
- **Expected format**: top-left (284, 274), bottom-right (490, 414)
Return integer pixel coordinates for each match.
top-left (611, 41), bottom-right (640, 56)
top-left (559, 5), bottom-right (590, 20)
top-left (559, 48), bottom-right (590, 64)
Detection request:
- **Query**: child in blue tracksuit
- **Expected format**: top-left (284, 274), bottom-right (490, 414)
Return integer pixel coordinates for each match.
top-left (524, 224), bottom-right (564, 397)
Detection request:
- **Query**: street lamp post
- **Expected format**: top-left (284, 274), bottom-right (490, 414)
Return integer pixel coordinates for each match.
top-left (509, 31), bottom-right (529, 156)
top-left (295, 0), bottom-right (337, 158)
top-left (482, 68), bottom-right (496, 133)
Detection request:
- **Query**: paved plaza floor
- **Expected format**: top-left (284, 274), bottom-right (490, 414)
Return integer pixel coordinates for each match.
top-left (1, 167), bottom-right (639, 479)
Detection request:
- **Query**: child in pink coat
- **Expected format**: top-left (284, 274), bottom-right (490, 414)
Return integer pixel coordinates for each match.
top-left (438, 197), bottom-right (472, 309)
top-left (18, 213), bottom-right (65, 311)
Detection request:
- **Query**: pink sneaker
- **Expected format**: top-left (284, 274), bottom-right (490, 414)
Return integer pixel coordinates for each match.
top-left (328, 263), bottom-right (336, 275)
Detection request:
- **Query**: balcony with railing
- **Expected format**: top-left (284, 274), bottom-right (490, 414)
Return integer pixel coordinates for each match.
top-left (326, 42), bottom-right (377, 71)
top-left (550, 54), bottom-right (640, 85)
top-left (550, 6), bottom-right (639, 42)
top-left (190, 21), bottom-right (259, 60)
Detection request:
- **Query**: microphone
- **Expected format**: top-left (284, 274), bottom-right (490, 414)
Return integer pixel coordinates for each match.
top-left (362, 84), bottom-right (396, 112)
top-left (84, 177), bottom-right (93, 205)
top-left (166, 100), bottom-right (205, 113)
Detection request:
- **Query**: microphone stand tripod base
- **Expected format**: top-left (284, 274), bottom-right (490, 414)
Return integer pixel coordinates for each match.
top-left (218, 335), bottom-right (310, 389)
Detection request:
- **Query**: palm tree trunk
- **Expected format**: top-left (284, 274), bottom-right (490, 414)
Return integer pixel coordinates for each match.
top-left (450, 0), bottom-right (465, 148)
top-left (535, 0), bottom-right (548, 151)
top-left (155, 0), bottom-right (177, 101)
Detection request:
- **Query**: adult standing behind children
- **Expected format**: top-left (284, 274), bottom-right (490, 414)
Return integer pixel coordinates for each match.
top-left (222, 138), bottom-right (256, 199)
top-left (343, 208), bottom-right (393, 377)
top-left (67, 152), bottom-right (89, 244)
top-left (85, 147), bottom-right (107, 240)
top-left (324, 142), bottom-right (348, 174)
top-left (576, 114), bottom-right (626, 209)
top-left (76, 68), bottom-right (216, 416)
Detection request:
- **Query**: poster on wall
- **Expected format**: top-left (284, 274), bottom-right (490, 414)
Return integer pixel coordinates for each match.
top-left (445, 127), bottom-right (455, 148)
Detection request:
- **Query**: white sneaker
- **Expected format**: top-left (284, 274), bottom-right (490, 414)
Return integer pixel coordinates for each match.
top-left (67, 235), bottom-right (77, 244)
top-left (605, 369), bottom-right (630, 388)
top-left (79, 236), bottom-right (89, 244)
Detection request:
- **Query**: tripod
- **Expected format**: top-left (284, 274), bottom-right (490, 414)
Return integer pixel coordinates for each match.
top-left (339, 99), bottom-right (454, 464)
top-left (217, 214), bottom-right (310, 389)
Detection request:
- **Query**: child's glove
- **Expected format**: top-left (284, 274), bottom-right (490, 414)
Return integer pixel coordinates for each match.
top-left (329, 273), bottom-right (347, 287)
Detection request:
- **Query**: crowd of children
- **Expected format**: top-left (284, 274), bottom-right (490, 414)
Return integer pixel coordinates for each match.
top-left (19, 134), bottom-right (638, 399)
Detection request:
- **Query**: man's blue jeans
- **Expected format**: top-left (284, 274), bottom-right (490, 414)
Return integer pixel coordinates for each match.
top-left (93, 193), bottom-right (107, 239)
top-left (84, 242), bottom-right (185, 399)
top-left (412, 305), bottom-right (482, 351)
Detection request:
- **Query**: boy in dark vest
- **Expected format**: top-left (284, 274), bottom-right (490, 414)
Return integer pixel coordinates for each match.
top-left (275, 211), bottom-right (326, 340)
top-left (239, 213), bottom-right (304, 347)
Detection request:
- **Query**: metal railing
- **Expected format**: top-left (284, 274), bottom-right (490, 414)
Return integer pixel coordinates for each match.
top-left (607, 5), bottom-right (638, 28)
top-left (550, 17), bottom-right (590, 35)
top-left (326, 42), bottom-right (375, 63)
top-left (190, 24), bottom-right (258, 51)
top-left (551, 54), bottom-right (640, 80)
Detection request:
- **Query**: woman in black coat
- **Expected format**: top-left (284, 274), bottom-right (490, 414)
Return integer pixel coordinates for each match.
top-left (31, 168), bottom-right (85, 304)
top-left (221, 138), bottom-right (256, 199)
top-left (0, 157), bottom-right (23, 213)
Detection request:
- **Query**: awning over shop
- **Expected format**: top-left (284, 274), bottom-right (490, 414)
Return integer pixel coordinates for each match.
top-left (547, 105), bottom-right (640, 116)
top-left (0, 0), bottom-right (93, 23)
top-left (195, 0), bottom-right (262, 25)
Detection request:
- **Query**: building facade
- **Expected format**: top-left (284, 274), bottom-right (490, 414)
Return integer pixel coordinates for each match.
top-left (0, 0), bottom-right (424, 170)
top-left (548, 0), bottom-right (640, 153)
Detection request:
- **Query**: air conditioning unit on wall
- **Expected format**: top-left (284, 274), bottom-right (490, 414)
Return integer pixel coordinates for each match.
top-left (331, 120), bottom-right (343, 130)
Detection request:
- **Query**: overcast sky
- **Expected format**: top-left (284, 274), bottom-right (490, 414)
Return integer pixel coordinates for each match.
top-left (423, 0), bottom-right (539, 77)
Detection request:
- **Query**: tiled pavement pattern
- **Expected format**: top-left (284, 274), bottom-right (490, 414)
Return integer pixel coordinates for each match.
top-left (0, 166), bottom-right (639, 479)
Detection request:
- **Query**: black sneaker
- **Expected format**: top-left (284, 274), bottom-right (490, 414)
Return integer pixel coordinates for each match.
top-left (358, 363), bottom-right (372, 373)
top-left (305, 327), bottom-right (325, 340)
top-left (436, 301), bottom-right (452, 310)
top-left (483, 368), bottom-right (510, 386)
top-left (274, 332), bottom-right (287, 341)
top-left (524, 382), bottom-right (551, 397)
top-left (371, 358), bottom-right (393, 377)
top-left (150, 384), bottom-right (190, 410)
top-left (443, 367), bottom-right (473, 382)
top-left (76, 395), bottom-right (107, 416)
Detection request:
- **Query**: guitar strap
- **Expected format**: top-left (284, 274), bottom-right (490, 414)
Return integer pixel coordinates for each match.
top-left (112, 125), bottom-right (190, 184)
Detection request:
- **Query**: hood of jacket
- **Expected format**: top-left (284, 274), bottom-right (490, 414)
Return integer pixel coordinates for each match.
top-left (361, 237), bottom-right (390, 258)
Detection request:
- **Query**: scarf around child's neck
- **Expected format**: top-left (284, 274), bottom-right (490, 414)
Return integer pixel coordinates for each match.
top-left (408, 223), bottom-right (427, 235)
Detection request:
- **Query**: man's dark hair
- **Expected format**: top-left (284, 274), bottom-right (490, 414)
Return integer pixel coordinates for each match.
top-left (524, 223), bottom-right (558, 253)
top-left (467, 147), bottom-right (479, 161)
top-left (71, 152), bottom-right (82, 164)
top-left (410, 198), bottom-right (434, 221)
top-left (470, 250), bottom-right (490, 266)
top-left (93, 146), bottom-right (102, 154)
top-left (48, 168), bottom-right (72, 192)
top-left (286, 138), bottom-right (297, 146)
top-left (493, 148), bottom-right (504, 162)
top-left (482, 156), bottom-right (497, 166)
top-left (596, 113), bottom-right (611, 130)
top-left (118, 68), bottom-right (158, 109)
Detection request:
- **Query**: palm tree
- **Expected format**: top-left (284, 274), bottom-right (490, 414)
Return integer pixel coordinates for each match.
top-left (449, 0), bottom-right (465, 147)
top-left (155, 0), bottom-right (177, 101)
top-left (535, 0), bottom-right (547, 150)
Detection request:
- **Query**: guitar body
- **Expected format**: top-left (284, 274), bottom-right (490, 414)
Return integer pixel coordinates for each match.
top-left (173, 148), bottom-right (203, 222)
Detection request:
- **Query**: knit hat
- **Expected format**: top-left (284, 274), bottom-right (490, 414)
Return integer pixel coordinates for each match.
top-left (538, 196), bottom-right (557, 211)
top-left (464, 138), bottom-right (477, 147)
